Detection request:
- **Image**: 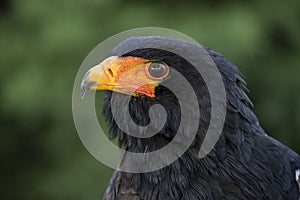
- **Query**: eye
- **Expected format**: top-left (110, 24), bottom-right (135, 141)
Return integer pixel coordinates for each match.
top-left (146, 62), bottom-right (169, 79)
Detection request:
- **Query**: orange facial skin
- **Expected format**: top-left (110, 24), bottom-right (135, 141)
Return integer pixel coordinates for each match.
top-left (81, 56), bottom-right (168, 98)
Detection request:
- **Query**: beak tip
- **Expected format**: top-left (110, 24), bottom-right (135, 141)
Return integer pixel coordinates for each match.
top-left (80, 88), bottom-right (86, 99)
top-left (80, 82), bottom-right (87, 99)
top-left (80, 73), bottom-right (97, 99)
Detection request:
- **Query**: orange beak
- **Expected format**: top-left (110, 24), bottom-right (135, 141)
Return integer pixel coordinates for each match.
top-left (81, 56), bottom-right (163, 98)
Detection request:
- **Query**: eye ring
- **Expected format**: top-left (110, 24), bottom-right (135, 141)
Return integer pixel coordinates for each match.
top-left (145, 62), bottom-right (169, 80)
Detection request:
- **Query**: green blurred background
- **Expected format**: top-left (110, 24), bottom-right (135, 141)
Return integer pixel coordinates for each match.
top-left (1, 0), bottom-right (299, 199)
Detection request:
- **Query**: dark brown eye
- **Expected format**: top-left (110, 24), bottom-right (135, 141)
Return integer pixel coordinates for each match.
top-left (147, 62), bottom-right (169, 79)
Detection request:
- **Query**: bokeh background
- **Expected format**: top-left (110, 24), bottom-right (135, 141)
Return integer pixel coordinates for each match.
top-left (1, 0), bottom-right (299, 199)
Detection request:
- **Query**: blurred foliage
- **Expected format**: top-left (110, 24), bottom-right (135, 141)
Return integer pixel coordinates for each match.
top-left (0, 0), bottom-right (299, 199)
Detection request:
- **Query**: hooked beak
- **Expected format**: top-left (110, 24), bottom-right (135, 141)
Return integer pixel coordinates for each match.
top-left (80, 56), bottom-right (161, 98)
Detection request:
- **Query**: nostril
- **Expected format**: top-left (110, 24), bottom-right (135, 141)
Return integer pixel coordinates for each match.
top-left (107, 68), bottom-right (114, 78)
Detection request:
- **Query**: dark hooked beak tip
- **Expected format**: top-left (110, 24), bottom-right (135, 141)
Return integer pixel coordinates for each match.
top-left (80, 83), bottom-right (88, 99)
top-left (80, 71), bottom-right (97, 99)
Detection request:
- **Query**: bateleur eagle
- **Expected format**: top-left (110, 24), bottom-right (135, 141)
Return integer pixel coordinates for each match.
top-left (81, 36), bottom-right (300, 200)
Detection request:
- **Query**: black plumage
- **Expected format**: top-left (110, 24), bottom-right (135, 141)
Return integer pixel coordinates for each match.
top-left (101, 36), bottom-right (300, 200)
